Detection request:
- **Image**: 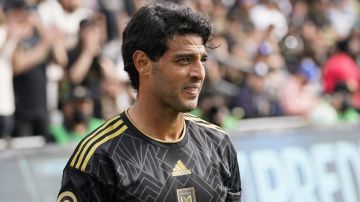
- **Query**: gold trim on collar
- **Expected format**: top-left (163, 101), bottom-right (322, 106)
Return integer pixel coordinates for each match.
top-left (125, 109), bottom-right (186, 144)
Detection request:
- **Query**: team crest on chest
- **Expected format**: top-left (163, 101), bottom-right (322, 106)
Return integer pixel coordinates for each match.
top-left (177, 187), bottom-right (196, 202)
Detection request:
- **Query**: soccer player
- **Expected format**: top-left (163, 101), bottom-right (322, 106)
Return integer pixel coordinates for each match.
top-left (57, 2), bottom-right (241, 201)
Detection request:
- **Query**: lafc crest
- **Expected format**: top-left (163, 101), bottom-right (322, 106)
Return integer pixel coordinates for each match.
top-left (177, 187), bottom-right (196, 202)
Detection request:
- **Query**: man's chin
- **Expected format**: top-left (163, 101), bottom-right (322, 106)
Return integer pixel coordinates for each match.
top-left (178, 102), bottom-right (198, 113)
top-left (179, 107), bottom-right (196, 113)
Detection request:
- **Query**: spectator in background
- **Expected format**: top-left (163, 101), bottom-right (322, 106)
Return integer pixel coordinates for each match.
top-left (227, 0), bottom-right (255, 34)
top-left (249, 0), bottom-right (288, 40)
top-left (50, 86), bottom-right (104, 144)
top-left (347, 27), bottom-right (360, 67)
top-left (93, 0), bottom-right (121, 42)
top-left (101, 78), bottom-right (134, 120)
top-left (67, 16), bottom-right (117, 119)
top-left (346, 27), bottom-right (360, 109)
top-left (327, 0), bottom-right (358, 39)
top-left (100, 10), bottom-right (135, 118)
top-left (322, 38), bottom-right (360, 95)
top-left (279, 57), bottom-right (320, 116)
top-left (231, 62), bottom-right (282, 119)
top-left (10, 0), bottom-right (67, 140)
top-left (306, 0), bottom-right (330, 29)
top-left (288, 0), bottom-right (308, 28)
top-left (329, 82), bottom-right (360, 123)
top-left (0, 4), bottom-right (22, 139)
top-left (37, 0), bottom-right (92, 50)
top-left (301, 0), bottom-right (334, 65)
top-left (323, 34), bottom-right (360, 113)
top-left (264, 53), bottom-right (288, 101)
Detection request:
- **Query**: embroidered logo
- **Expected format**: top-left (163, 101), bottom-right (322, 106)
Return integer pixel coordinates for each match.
top-left (172, 160), bottom-right (191, 176)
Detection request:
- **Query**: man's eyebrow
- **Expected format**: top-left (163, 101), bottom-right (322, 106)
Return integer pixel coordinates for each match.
top-left (173, 52), bottom-right (208, 58)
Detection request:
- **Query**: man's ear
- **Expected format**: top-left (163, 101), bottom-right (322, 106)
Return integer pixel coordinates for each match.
top-left (133, 50), bottom-right (151, 75)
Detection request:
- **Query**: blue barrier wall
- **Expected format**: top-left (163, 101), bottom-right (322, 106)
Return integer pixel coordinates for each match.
top-left (0, 145), bottom-right (73, 202)
top-left (0, 121), bottom-right (359, 202)
top-left (230, 122), bottom-right (360, 202)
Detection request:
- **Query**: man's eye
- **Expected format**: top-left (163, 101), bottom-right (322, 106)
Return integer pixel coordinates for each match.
top-left (201, 57), bottom-right (208, 63)
top-left (177, 58), bottom-right (191, 65)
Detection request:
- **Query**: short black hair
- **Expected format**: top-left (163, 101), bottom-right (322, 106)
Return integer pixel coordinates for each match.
top-left (3, 0), bottom-right (27, 11)
top-left (121, 2), bottom-right (213, 90)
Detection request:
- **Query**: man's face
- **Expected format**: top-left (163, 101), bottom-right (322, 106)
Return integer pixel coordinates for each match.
top-left (60, 0), bottom-right (80, 12)
top-left (7, 8), bottom-right (29, 24)
top-left (149, 35), bottom-right (207, 112)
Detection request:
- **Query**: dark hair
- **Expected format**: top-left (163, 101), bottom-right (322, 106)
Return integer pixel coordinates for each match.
top-left (121, 2), bottom-right (213, 90)
top-left (3, 0), bottom-right (28, 11)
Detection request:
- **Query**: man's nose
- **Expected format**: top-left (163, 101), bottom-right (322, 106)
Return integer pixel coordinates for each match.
top-left (189, 60), bottom-right (205, 81)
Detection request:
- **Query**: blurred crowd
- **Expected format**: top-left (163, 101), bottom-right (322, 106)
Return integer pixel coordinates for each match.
top-left (0, 0), bottom-right (359, 145)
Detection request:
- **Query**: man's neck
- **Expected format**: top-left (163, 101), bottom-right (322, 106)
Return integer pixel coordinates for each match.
top-left (128, 102), bottom-right (185, 142)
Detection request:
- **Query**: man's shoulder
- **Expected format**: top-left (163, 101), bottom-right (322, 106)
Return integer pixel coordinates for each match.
top-left (184, 113), bottom-right (229, 142)
top-left (66, 115), bottom-right (128, 173)
top-left (184, 113), bottom-right (237, 167)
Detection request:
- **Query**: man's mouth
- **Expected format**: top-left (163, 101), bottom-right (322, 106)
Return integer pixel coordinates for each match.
top-left (184, 85), bottom-right (201, 97)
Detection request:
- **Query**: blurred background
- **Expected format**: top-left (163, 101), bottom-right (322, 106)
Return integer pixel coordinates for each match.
top-left (0, 0), bottom-right (359, 201)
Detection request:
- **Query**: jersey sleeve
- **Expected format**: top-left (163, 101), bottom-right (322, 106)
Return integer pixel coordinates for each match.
top-left (56, 166), bottom-right (116, 202)
top-left (225, 136), bottom-right (242, 202)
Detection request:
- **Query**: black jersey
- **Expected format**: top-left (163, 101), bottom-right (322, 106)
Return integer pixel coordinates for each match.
top-left (57, 111), bottom-right (241, 202)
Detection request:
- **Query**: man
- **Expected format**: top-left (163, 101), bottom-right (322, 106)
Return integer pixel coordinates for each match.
top-left (37, 0), bottom-right (92, 50)
top-left (57, 2), bottom-right (241, 201)
top-left (10, 0), bottom-right (67, 140)
top-left (50, 86), bottom-right (104, 144)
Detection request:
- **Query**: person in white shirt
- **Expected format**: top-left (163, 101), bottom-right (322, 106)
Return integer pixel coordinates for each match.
top-left (37, 0), bottom-right (92, 50)
top-left (0, 3), bottom-right (28, 138)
